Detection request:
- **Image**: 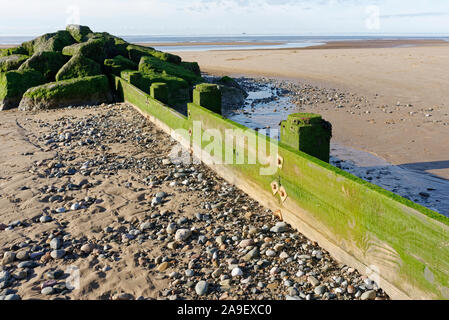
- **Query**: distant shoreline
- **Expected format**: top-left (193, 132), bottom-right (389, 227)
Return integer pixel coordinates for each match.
top-left (2, 39), bottom-right (448, 51)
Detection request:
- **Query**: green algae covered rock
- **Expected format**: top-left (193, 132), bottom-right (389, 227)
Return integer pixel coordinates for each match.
top-left (127, 44), bottom-right (182, 65)
top-left (18, 75), bottom-right (112, 111)
top-left (89, 33), bottom-right (129, 58)
top-left (0, 46), bottom-right (29, 57)
top-left (121, 70), bottom-right (189, 104)
top-left (0, 70), bottom-right (46, 110)
top-left (55, 54), bottom-right (102, 81)
top-left (66, 24), bottom-right (93, 42)
top-left (22, 31), bottom-right (76, 55)
top-left (19, 51), bottom-right (69, 81)
top-left (62, 39), bottom-right (107, 63)
top-left (0, 54), bottom-right (29, 72)
top-left (181, 62), bottom-right (201, 77)
top-left (104, 55), bottom-right (137, 76)
top-left (139, 56), bottom-right (202, 85)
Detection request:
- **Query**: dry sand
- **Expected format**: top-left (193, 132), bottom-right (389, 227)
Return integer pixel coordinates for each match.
top-left (177, 42), bottom-right (449, 180)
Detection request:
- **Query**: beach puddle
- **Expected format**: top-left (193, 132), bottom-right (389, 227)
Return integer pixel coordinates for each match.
top-left (221, 78), bottom-right (449, 217)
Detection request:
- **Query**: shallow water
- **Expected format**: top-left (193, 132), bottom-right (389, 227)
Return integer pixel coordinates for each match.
top-left (222, 79), bottom-right (449, 217)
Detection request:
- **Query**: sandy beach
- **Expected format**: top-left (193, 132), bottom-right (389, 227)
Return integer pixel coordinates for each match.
top-left (0, 104), bottom-right (388, 300)
top-left (177, 42), bottom-right (449, 180)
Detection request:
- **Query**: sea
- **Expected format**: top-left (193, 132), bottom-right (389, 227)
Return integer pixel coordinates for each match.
top-left (1, 35), bottom-right (449, 51)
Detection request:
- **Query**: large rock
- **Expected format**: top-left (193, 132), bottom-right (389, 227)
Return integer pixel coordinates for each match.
top-left (0, 54), bottom-right (29, 72)
top-left (55, 54), bottom-right (102, 81)
top-left (104, 55), bottom-right (137, 76)
top-left (0, 70), bottom-right (46, 110)
top-left (0, 46), bottom-right (28, 57)
top-left (121, 70), bottom-right (189, 104)
top-left (216, 76), bottom-right (248, 108)
top-left (138, 56), bottom-right (202, 85)
top-left (19, 51), bottom-right (68, 81)
top-left (88, 33), bottom-right (129, 58)
top-left (127, 44), bottom-right (181, 65)
top-left (62, 39), bottom-right (107, 64)
top-left (66, 24), bottom-right (93, 42)
top-left (22, 31), bottom-right (76, 55)
top-left (18, 75), bottom-right (113, 111)
top-left (181, 61), bottom-right (201, 77)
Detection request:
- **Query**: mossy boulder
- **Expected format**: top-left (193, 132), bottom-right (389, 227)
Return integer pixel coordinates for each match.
top-left (121, 70), bottom-right (189, 104)
top-left (55, 54), bottom-right (102, 81)
top-left (22, 31), bottom-right (76, 55)
top-left (216, 76), bottom-right (248, 107)
top-left (127, 44), bottom-right (182, 65)
top-left (0, 54), bottom-right (29, 72)
top-left (66, 24), bottom-right (93, 43)
top-left (0, 46), bottom-right (29, 57)
top-left (85, 33), bottom-right (129, 58)
top-left (181, 62), bottom-right (201, 77)
top-left (19, 51), bottom-right (69, 81)
top-left (0, 70), bottom-right (46, 110)
top-left (104, 55), bottom-right (137, 76)
top-left (138, 56), bottom-right (202, 85)
top-left (19, 75), bottom-right (113, 111)
top-left (62, 39), bottom-right (107, 64)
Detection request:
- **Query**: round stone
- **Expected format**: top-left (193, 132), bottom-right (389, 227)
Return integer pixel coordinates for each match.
top-left (195, 281), bottom-right (208, 296)
top-left (40, 216), bottom-right (52, 223)
top-left (166, 223), bottom-right (177, 235)
top-left (175, 229), bottom-right (192, 242)
top-left (81, 243), bottom-right (93, 253)
top-left (50, 238), bottom-right (62, 250)
top-left (50, 249), bottom-right (66, 259)
top-left (231, 267), bottom-right (243, 277)
top-left (41, 287), bottom-right (54, 295)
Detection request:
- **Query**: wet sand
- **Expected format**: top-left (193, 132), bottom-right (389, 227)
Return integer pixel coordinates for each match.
top-left (177, 42), bottom-right (449, 180)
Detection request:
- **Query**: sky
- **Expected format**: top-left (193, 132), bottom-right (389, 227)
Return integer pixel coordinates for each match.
top-left (0, 0), bottom-right (448, 36)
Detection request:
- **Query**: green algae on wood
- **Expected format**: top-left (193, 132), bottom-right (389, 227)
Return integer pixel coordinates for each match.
top-left (0, 70), bottom-right (46, 110)
top-left (193, 84), bottom-right (222, 115)
top-left (114, 77), bottom-right (449, 300)
top-left (121, 70), bottom-right (189, 105)
top-left (19, 75), bottom-right (112, 111)
top-left (280, 113), bottom-right (332, 163)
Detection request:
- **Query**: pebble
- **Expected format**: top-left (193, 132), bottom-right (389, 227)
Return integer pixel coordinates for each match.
top-left (166, 223), bottom-right (177, 234)
top-left (50, 238), bottom-right (62, 250)
top-left (81, 243), bottom-right (93, 254)
top-left (41, 287), bottom-right (54, 295)
top-left (270, 222), bottom-right (288, 233)
top-left (175, 229), bottom-right (192, 242)
top-left (40, 215), bottom-right (52, 223)
top-left (231, 267), bottom-right (243, 277)
top-left (308, 276), bottom-right (320, 287)
top-left (361, 290), bottom-right (377, 300)
top-left (50, 249), bottom-right (66, 259)
top-left (195, 281), bottom-right (208, 296)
